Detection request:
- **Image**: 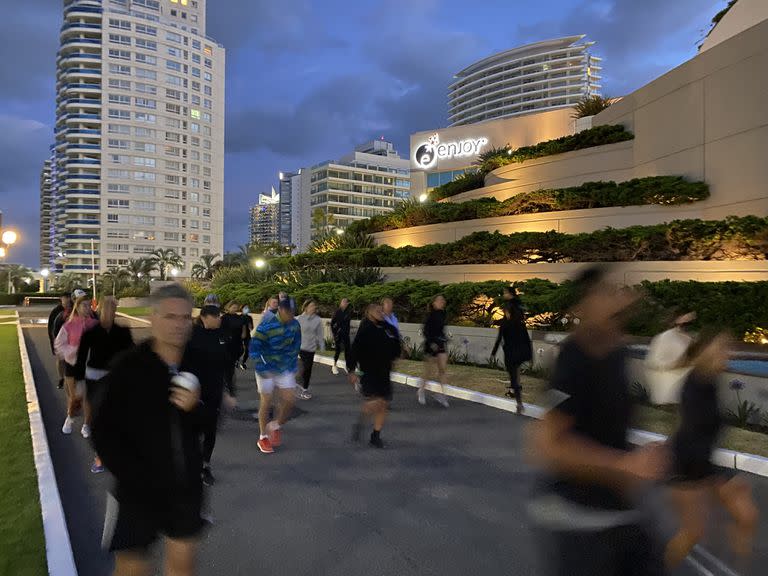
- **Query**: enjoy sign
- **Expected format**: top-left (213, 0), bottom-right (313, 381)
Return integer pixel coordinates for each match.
top-left (413, 133), bottom-right (489, 169)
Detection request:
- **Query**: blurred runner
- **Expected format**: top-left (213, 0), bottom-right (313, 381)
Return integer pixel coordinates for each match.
top-left (296, 299), bottom-right (324, 400)
top-left (239, 305), bottom-right (253, 370)
top-left (419, 294), bottom-right (450, 407)
top-left (221, 301), bottom-right (246, 402)
top-left (48, 291), bottom-right (73, 389)
top-left (381, 297), bottom-right (400, 337)
top-left (331, 298), bottom-right (352, 375)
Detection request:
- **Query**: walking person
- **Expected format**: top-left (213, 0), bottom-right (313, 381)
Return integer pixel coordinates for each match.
top-left (250, 299), bottom-right (302, 454)
top-left (221, 301), bottom-right (246, 401)
top-left (491, 303), bottom-right (532, 413)
top-left (502, 284), bottom-right (524, 315)
top-left (347, 303), bottom-right (402, 448)
top-left (240, 305), bottom-right (254, 370)
top-left (664, 331), bottom-right (758, 569)
top-left (331, 298), bottom-right (352, 375)
top-left (48, 292), bottom-right (73, 389)
top-left (278, 291), bottom-right (296, 314)
top-left (381, 297), bottom-right (400, 337)
top-left (55, 294), bottom-right (98, 435)
top-left (418, 295), bottom-right (450, 407)
top-left (75, 296), bottom-right (134, 473)
top-left (528, 266), bottom-right (668, 576)
top-left (296, 299), bottom-right (325, 400)
top-left (189, 305), bottom-right (228, 487)
top-left (92, 284), bottom-right (205, 576)
top-left (260, 296), bottom-right (279, 325)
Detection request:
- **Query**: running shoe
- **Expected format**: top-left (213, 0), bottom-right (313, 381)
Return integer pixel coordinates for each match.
top-left (302, 389), bottom-right (312, 399)
top-left (417, 388), bottom-right (426, 405)
top-left (517, 401), bottom-right (525, 415)
top-left (257, 437), bottom-right (274, 454)
top-left (437, 394), bottom-right (450, 408)
top-left (266, 420), bottom-right (282, 447)
top-left (202, 467), bottom-right (215, 486)
top-left (331, 364), bottom-right (339, 375)
top-left (81, 424), bottom-right (91, 438)
top-left (90, 461), bottom-right (104, 474)
top-left (57, 379), bottom-right (64, 390)
top-left (369, 435), bottom-right (384, 449)
top-left (62, 416), bottom-right (74, 435)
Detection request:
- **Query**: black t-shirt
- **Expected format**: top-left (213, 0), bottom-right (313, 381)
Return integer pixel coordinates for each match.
top-left (220, 313), bottom-right (245, 356)
top-left (547, 336), bottom-right (632, 510)
top-left (671, 370), bottom-right (722, 471)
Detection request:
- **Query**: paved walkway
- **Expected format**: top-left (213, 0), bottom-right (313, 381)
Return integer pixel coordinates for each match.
top-left (18, 307), bottom-right (768, 575)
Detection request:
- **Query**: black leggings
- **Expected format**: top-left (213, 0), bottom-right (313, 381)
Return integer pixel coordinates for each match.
top-left (334, 335), bottom-right (350, 364)
top-left (202, 407), bottom-right (220, 465)
top-left (241, 337), bottom-right (250, 366)
top-left (506, 362), bottom-right (522, 403)
top-left (299, 350), bottom-right (315, 390)
top-left (224, 357), bottom-right (237, 397)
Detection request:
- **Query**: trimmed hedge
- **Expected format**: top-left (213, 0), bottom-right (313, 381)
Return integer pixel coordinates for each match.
top-left (0, 293), bottom-right (63, 306)
top-left (351, 176), bottom-right (709, 235)
top-left (431, 124), bottom-right (635, 200)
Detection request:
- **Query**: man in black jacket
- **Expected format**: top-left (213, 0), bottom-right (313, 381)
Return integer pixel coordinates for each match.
top-left (92, 284), bottom-right (204, 576)
top-left (47, 293), bottom-right (73, 389)
top-left (347, 303), bottom-right (401, 448)
top-left (331, 297), bottom-right (352, 375)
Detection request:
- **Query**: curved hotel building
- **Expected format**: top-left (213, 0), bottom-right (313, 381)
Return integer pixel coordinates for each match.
top-left (448, 36), bottom-right (601, 126)
top-left (41, 0), bottom-right (225, 275)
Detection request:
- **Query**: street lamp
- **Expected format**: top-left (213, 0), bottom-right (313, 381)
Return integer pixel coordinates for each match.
top-left (334, 228), bottom-right (344, 236)
top-left (40, 269), bottom-right (50, 294)
top-left (254, 258), bottom-right (266, 269)
top-left (170, 268), bottom-right (179, 278)
top-left (2, 230), bottom-right (18, 246)
top-left (1, 229), bottom-right (19, 294)
top-left (419, 193), bottom-right (428, 203)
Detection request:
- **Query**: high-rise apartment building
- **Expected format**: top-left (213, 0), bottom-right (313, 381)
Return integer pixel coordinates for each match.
top-left (249, 188), bottom-right (280, 246)
top-left (43, 0), bottom-right (225, 276)
top-left (449, 36), bottom-right (601, 126)
top-left (277, 170), bottom-right (301, 250)
top-left (39, 156), bottom-right (54, 270)
top-left (293, 139), bottom-right (410, 252)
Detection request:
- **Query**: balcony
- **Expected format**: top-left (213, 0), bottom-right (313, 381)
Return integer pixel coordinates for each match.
top-left (67, 173), bottom-right (101, 182)
top-left (65, 113), bottom-right (101, 124)
top-left (64, 83), bottom-right (101, 94)
top-left (64, 4), bottom-right (103, 17)
top-left (61, 38), bottom-right (102, 48)
top-left (66, 158), bottom-right (101, 166)
top-left (66, 188), bottom-right (100, 197)
top-left (65, 128), bottom-right (100, 137)
top-left (63, 67), bottom-right (102, 80)
top-left (68, 143), bottom-right (101, 152)
top-left (66, 204), bottom-right (100, 211)
top-left (66, 220), bottom-right (101, 226)
top-left (65, 98), bottom-right (101, 108)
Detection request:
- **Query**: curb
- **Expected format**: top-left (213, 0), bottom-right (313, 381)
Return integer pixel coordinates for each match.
top-left (116, 312), bottom-right (151, 325)
top-left (16, 314), bottom-right (78, 576)
top-left (314, 355), bottom-right (768, 479)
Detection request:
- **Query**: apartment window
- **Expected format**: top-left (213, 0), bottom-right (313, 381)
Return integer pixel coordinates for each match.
top-left (135, 82), bottom-right (157, 94)
top-left (135, 68), bottom-right (157, 80)
top-left (166, 103), bottom-right (182, 115)
top-left (107, 199), bottom-right (130, 209)
top-left (203, 153), bottom-right (211, 163)
top-left (204, 72), bottom-right (212, 82)
top-left (108, 109), bottom-right (130, 120)
top-left (164, 146), bottom-right (180, 157)
top-left (109, 49), bottom-right (131, 61)
top-left (166, 175), bottom-right (180, 185)
top-left (204, 58), bottom-right (212, 69)
top-left (133, 171), bottom-right (156, 181)
top-left (166, 31), bottom-right (182, 44)
top-left (107, 244), bottom-right (130, 253)
top-left (135, 23), bottom-right (158, 36)
top-left (189, 234), bottom-right (199, 243)
top-left (107, 229), bottom-right (130, 239)
top-left (133, 0), bottom-right (160, 10)
top-left (166, 74), bottom-right (182, 86)
top-left (191, 53), bottom-right (200, 64)
top-left (165, 132), bottom-right (180, 142)
top-left (134, 112), bottom-right (157, 123)
top-left (133, 157), bottom-right (156, 167)
top-left (203, 140), bottom-right (211, 150)
top-left (190, 178), bottom-right (200, 188)
top-left (202, 113), bottom-right (211, 123)
top-left (167, 46), bottom-right (182, 58)
top-left (108, 78), bottom-right (131, 91)
top-left (203, 235), bottom-right (210, 244)
top-left (190, 220), bottom-right (199, 229)
top-left (164, 203), bottom-right (180, 213)
top-left (108, 123), bottom-right (130, 134)
top-left (165, 160), bottom-right (180, 171)
top-left (203, 98), bottom-right (212, 110)
top-left (135, 98), bottom-right (157, 109)
top-left (190, 122), bottom-right (199, 133)
top-left (166, 88), bottom-right (181, 101)
top-left (134, 201), bottom-right (156, 211)
top-left (133, 186), bottom-right (156, 196)
top-left (109, 64), bottom-right (131, 76)
top-left (203, 180), bottom-right (210, 190)
top-left (203, 194), bottom-right (211, 204)
top-left (132, 215), bottom-right (156, 225)
top-left (164, 189), bottom-right (180, 199)
top-left (190, 164), bottom-right (199, 175)
top-left (107, 183), bottom-right (130, 194)
top-left (133, 245), bottom-right (155, 254)
top-left (135, 38), bottom-right (157, 51)
top-left (109, 154), bottom-right (129, 164)
top-left (107, 214), bottom-right (120, 223)
top-left (109, 34), bottom-right (131, 46)
top-left (202, 221), bottom-right (210, 230)
top-left (203, 167), bottom-right (211, 177)
top-left (190, 150), bottom-right (200, 161)
top-left (132, 230), bottom-right (156, 241)
top-left (191, 81), bottom-right (200, 92)
top-left (204, 85), bottom-right (212, 96)
top-left (108, 94), bottom-right (131, 105)
top-left (189, 206), bottom-right (199, 216)
top-left (164, 217), bottom-right (180, 227)
top-left (134, 127), bottom-right (155, 137)
top-left (109, 19), bottom-right (131, 30)
top-left (191, 94), bottom-right (201, 106)
top-left (134, 142), bottom-right (156, 153)
top-left (164, 232), bottom-right (179, 241)
top-left (135, 53), bottom-right (157, 65)
top-left (204, 45), bottom-right (213, 56)
top-left (191, 136), bottom-right (200, 147)
top-left (166, 60), bottom-right (182, 72)
top-left (192, 39), bottom-right (201, 50)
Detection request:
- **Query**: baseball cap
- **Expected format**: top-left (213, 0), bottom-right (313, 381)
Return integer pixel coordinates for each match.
top-left (72, 289), bottom-right (87, 299)
top-left (203, 293), bottom-right (220, 307)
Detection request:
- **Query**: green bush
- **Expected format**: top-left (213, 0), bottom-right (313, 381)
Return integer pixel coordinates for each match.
top-left (353, 177), bottom-right (709, 234)
top-left (0, 293), bottom-right (63, 306)
top-left (117, 285), bottom-right (150, 298)
top-left (431, 171), bottom-right (485, 201)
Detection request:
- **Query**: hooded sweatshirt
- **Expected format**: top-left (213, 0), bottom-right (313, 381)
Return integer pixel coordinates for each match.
top-left (249, 313), bottom-right (302, 374)
top-left (297, 313), bottom-right (325, 353)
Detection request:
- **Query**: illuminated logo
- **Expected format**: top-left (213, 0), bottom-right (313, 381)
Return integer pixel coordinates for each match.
top-left (413, 133), bottom-right (489, 169)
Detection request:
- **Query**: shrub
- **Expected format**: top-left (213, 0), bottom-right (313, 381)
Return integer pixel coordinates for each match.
top-left (117, 285), bottom-right (150, 298)
top-left (431, 171), bottom-right (485, 201)
top-left (572, 95), bottom-right (615, 119)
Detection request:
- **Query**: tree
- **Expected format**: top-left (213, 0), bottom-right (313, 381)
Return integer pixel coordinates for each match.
top-left (52, 272), bottom-right (82, 294)
top-left (309, 230), bottom-right (374, 253)
top-left (191, 253), bottom-right (221, 280)
top-left (571, 95), bottom-right (615, 119)
top-left (102, 267), bottom-right (132, 296)
top-left (1, 264), bottom-right (35, 294)
top-left (150, 248), bottom-right (183, 281)
top-left (125, 258), bottom-right (156, 285)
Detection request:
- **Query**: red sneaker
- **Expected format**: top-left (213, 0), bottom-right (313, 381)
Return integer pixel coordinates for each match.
top-left (257, 437), bottom-right (274, 454)
top-left (267, 421), bottom-right (282, 447)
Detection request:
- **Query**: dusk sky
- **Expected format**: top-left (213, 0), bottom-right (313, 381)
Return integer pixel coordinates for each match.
top-left (0, 0), bottom-right (725, 267)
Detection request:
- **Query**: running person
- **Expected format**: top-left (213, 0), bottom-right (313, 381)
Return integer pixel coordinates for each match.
top-left (220, 301), bottom-right (246, 400)
top-left (189, 305), bottom-right (228, 487)
top-left (331, 298), bottom-right (352, 375)
top-left (48, 292), bottom-right (73, 389)
top-left (296, 299), bottom-right (324, 400)
top-left (240, 305), bottom-right (253, 369)
top-left (529, 266), bottom-right (668, 576)
top-left (92, 284), bottom-right (205, 576)
top-left (491, 303), bottom-right (532, 413)
top-left (260, 296), bottom-right (279, 325)
top-left (75, 296), bottom-right (134, 473)
top-left (418, 294), bottom-right (449, 407)
top-left (347, 303), bottom-right (401, 448)
top-left (54, 294), bottom-right (98, 435)
top-left (664, 331), bottom-right (758, 568)
top-left (381, 297), bottom-right (400, 337)
top-left (250, 299), bottom-right (302, 454)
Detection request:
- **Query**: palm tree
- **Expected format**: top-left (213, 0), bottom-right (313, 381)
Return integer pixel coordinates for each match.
top-left (52, 272), bottom-right (82, 294)
top-left (191, 253), bottom-right (221, 280)
top-left (150, 248), bottom-right (183, 281)
top-left (2, 264), bottom-right (35, 294)
top-left (125, 258), bottom-right (156, 285)
top-left (102, 267), bottom-right (131, 296)
top-left (571, 95), bottom-right (615, 119)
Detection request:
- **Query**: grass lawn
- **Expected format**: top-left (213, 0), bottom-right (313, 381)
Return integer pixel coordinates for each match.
top-left (0, 309), bottom-right (17, 316)
top-left (117, 306), bottom-right (152, 317)
top-left (0, 325), bottom-right (47, 576)
top-left (320, 351), bottom-right (768, 458)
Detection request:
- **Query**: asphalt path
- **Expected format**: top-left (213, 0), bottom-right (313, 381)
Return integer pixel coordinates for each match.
top-left (17, 306), bottom-right (768, 576)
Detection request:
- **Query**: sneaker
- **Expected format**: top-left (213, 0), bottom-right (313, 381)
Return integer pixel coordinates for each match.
top-left (266, 421), bottom-right (282, 447)
top-left (90, 461), bottom-right (104, 474)
top-left (81, 424), bottom-right (91, 438)
top-left (62, 417), bottom-right (74, 435)
top-left (517, 401), bottom-right (525, 415)
top-left (437, 394), bottom-right (450, 408)
top-left (369, 434), bottom-right (384, 449)
top-left (417, 388), bottom-right (426, 405)
top-left (57, 379), bottom-right (64, 390)
top-left (202, 467), bottom-right (215, 486)
top-left (332, 364), bottom-right (339, 375)
top-left (302, 389), bottom-right (312, 399)
top-left (257, 437), bottom-right (274, 454)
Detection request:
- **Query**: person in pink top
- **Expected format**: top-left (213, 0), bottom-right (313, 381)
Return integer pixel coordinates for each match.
top-left (55, 295), bottom-right (98, 435)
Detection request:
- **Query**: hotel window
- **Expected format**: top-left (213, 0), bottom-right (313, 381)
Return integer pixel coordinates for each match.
top-left (109, 49), bottom-right (131, 61)
top-left (135, 38), bottom-right (157, 51)
top-left (109, 64), bottom-right (131, 76)
top-left (134, 127), bottom-right (155, 137)
top-left (135, 68), bottom-right (157, 80)
top-left (109, 19), bottom-right (131, 30)
top-left (108, 109), bottom-right (130, 120)
top-left (135, 82), bottom-right (157, 94)
top-left (107, 229), bottom-right (130, 239)
top-left (108, 79), bottom-right (131, 90)
top-left (109, 34), bottom-right (131, 46)
top-left (135, 53), bottom-right (157, 65)
top-left (134, 142), bottom-right (156, 153)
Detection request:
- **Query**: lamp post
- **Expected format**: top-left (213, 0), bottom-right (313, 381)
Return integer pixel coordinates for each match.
top-left (1, 230), bottom-right (18, 294)
top-left (40, 269), bottom-right (50, 293)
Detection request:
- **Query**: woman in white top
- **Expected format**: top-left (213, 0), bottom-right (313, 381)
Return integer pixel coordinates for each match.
top-left (296, 299), bottom-right (325, 399)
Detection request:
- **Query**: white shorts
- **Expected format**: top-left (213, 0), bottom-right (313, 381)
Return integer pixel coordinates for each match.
top-left (255, 371), bottom-right (296, 395)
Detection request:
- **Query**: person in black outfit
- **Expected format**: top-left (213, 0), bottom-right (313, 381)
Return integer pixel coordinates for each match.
top-left (502, 284), bottom-right (524, 316)
top-left (220, 301), bottom-right (246, 402)
top-left (189, 305), bottom-right (228, 487)
top-left (75, 296), bottom-right (134, 473)
top-left (92, 284), bottom-right (205, 576)
top-left (48, 293), bottom-right (73, 389)
top-left (418, 294), bottom-right (450, 407)
top-left (492, 303), bottom-right (532, 412)
top-left (240, 305), bottom-right (254, 369)
top-left (665, 331), bottom-right (758, 568)
top-left (331, 297), bottom-right (352, 374)
top-left (347, 302), bottom-right (401, 448)
top-left (529, 266), bottom-right (668, 576)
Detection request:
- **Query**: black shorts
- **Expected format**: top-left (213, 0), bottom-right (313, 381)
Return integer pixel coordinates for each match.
top-left (361, 376), bottom-right (393, 402)
top-left (668, 459), bottom-right (735, 485)
top-left (64, 362), bottom-right (80, 378)
top-left (425, 342), bottom-right (446, 357)
top-left (104, 490), bottom-right (204, 552)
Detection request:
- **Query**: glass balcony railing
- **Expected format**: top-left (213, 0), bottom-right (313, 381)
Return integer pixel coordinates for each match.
top-left (64, 5), bottom-right (102, 15)
top-left (66, 159), bottom-right (101, 165)
top-left (65, 234), bottom-right (100, 240)
top-left (65, 83), bottom-right (101, 90)
top-left (64, 68), bottom-right (101, 75)
top-left (67, 173), bottom-right (100, 180)
top-left (62, 38), bottom-right (101, 46)
top-left (68, 143), bottom-right (100, 149)
top-left (61, 23), bottom-right (101, 31)
top-left (66, 189), bottom-right (100, 195)
top-left (67, 113), bottom-right (101, 120)
top-left (65, 128), bottom-right (100, 135)
top-left (67, 220), bottom-right (101, 225)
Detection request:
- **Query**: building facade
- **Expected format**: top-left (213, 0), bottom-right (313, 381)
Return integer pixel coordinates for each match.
top-left (449, 36), bottom-right (601, 127)
top-left (277, 170), bottom-right (301, 250)
top-left (294, 139), bottom-right (410, 251)
top-left (249, 188), bottom-right (280, 246)
top-left (43, 0), bottom-right (225, 276)
top-left (39, 156), bottom-right (54, 270)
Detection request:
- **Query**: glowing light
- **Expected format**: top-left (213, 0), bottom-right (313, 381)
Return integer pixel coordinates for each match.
top-left (2, 230), bottom-right (18, 245)
top-left (40, 269), bottom-right (50, 278)
top-left (254, 258), bottom-right (266, 269)
top-left (170, 268), bottom-right (179, 277)
top-left (335, 228), bottom-right (344, 236)
top-left (419, 193), bottom-right (428, 203)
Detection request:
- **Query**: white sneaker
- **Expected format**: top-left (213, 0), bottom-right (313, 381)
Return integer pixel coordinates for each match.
top-left (417, 388), bottom-right (426, 405)
top-left (62, 417), bottom-right (74, 435)
top-left (331, 364), bottom-right (339, 375)
top-left (303, 389), bottom-right (312, 399)
top-left (437, 394), bottom-right (450, 408)
top-left (81, 424), bottom-right (91, 438)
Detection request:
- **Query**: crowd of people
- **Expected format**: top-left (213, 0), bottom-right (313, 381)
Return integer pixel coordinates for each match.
top-left (42, 269), bottom-right (760, 575)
